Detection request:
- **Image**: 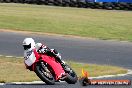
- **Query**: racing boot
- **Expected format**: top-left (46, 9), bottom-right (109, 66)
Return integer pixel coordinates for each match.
top-left (51, 49), bottom-right (70, 72)
top-left (60, 61), bottom-right (71, 72)
top-left (51, 49), bottom-right (71, 72)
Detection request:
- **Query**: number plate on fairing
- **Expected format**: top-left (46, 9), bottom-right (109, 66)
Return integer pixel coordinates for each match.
top-left (24, 50), bottom-right (36, 66)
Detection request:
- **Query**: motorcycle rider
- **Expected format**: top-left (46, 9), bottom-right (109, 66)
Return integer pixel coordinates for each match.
top-left (22, 38), bottom-right (67, 71)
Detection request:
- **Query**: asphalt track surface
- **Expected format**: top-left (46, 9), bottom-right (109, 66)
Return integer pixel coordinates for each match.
top-left (0, 31), bottom-right (132, 88)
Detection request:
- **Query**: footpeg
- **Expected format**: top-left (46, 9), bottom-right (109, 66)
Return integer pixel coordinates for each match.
top-left (60, 74), bottom-right (68, 81)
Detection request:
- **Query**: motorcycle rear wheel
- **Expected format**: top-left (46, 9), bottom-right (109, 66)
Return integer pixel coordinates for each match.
top-left (64, 64), bottom-right (78, 84)
top-left (35, 62), bottom-right (55, 85)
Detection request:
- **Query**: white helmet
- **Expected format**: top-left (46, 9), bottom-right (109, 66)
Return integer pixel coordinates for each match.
top-left (22, 38), bottom-right (35, 50)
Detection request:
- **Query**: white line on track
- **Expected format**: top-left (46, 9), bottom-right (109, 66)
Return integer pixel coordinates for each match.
top-left (5, 81), bottom-right (65, 85)
top-left (0, 83), bottom-right (5, 85)
top-left (0, 55), bottom-right (23, 59)
top-left (0, 55), bottom-right (3, 57)
top-left (89, 69), bottom-right (132, 79)
top-left (10, 81), bottom-right (45, 84)
top-left (5, 56), bottom-right (14, 58)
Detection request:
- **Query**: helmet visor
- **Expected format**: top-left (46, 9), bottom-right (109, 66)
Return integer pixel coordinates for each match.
top-left (23, 43), bottom-right (31, 50)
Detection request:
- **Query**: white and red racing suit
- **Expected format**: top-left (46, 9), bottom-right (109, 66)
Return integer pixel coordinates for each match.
top-left (24, 43), bottom-right (64, 70)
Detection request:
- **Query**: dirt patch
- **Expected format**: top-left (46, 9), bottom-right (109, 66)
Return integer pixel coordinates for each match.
top-left (0, 29), bottom-right (97, 40)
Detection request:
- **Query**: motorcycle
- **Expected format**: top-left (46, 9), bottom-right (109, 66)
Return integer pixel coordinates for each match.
top-left (24, 49), bottom-right (78, 85)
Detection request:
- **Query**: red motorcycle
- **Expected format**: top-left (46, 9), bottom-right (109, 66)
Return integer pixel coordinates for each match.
top-left (24, 49), bottom-right (78, 85)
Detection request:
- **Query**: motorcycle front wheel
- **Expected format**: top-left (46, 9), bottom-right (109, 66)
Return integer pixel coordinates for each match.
top-left (34, 61), bottom-right (55, 85)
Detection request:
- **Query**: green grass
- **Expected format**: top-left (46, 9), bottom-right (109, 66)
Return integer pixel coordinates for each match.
top-left (0, 3), bottom-right (132, 41)
top-left (0, 56), bottom-right (127, 82)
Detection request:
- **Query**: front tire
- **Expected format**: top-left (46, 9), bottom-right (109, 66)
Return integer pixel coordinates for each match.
top-left (34, 61), bottom-right (55, 85)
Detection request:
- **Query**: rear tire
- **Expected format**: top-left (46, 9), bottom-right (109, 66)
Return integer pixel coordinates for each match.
top-left (64, 64), bottom-right (78, 84)
top-left (35, 62), bottom-right (55, 85)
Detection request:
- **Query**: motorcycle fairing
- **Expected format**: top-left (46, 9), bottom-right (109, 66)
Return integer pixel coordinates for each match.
top-left (33, 49), bottom-right (65, 80)
top-left (24, 50), bottom-right (36, 66)
top-left (41, 55), bottom-right (65, 80)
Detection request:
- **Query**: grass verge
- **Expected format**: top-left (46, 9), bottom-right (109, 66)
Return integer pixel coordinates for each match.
top-left (0, 3), bottom-right (132, 41)
top-left (0, 56), bottom-right (127, 82)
